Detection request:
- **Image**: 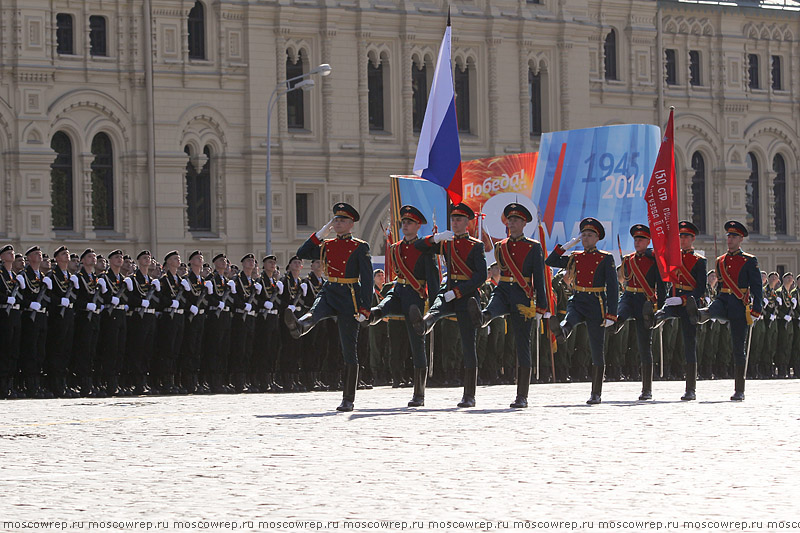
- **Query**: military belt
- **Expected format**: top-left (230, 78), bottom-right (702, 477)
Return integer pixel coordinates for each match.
top-left (721, 288), bottom-right (748, 294)
top-left (624, 286), bottom-right (648, 294)
top-left (1, 304), bottom-right (20, 311)
top-left (172, 309), bottom-right (184, 315)
top-left (674, 284), bottom-right (694, 291)
top-left (574, 286), bottom-right (604, 293)
top-left (451, 274), bottom-right (470, 281)
top-left (395, 278), bottom-right (425, 285)
top-left (387, 316), bottom-right (404, 321)
top-left (137, 308), bottom-right (155, 314)
top-left (499, 276), bottom-right (516, 283)
top-left (235, 309), bottom-right (256, 316)
top-left (328, 277), bottom-right (358, 284)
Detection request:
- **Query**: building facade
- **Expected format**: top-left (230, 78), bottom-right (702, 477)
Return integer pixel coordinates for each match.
top-left (1, 0), bottom-right (799, 272)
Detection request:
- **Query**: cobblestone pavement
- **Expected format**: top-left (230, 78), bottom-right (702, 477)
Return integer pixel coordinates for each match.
top-left (1, 379), bottom-right (799, 533)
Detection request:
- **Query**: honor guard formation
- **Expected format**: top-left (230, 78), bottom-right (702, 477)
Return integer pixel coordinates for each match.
top-left (0, 204), bottom-right (793, 408)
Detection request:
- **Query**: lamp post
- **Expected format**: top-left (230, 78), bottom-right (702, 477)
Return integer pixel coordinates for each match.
top-left (265, 63), bottom-right (332, 256)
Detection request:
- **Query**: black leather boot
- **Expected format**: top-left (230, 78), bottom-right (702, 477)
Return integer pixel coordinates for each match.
top-left (652, 309), bottom-right (667, 330)
top-left (697, 307), bottom-right (712, 324)
top-left (731, 364), bottom-right (746, 401)
top-left (409, 304), bottom-right (438, 336)
top-left (587, 365), bottom-right (604, 404)
top-left (408, 367), bottom-right (427, 407)
top-left (510, 367), bottom-right (532, 408)
top-left (642, 303), bottom-right (655, 330)
top-left (685, 296), bottom-right (699, 325)
top-left (638, 363), bottom-right (653, 400)
top-left (681, 363), bottom-right (697, 401)
top-left (457, 368), bottom-right (478, 408)
top-left (337, 364), bottom-right (358, 412)
top-left (467, 297), bottom-right (484, 328)
top-left (284, 310), bottom-right (314, 339)
top-left (369, 306), bottom-right (384, 326)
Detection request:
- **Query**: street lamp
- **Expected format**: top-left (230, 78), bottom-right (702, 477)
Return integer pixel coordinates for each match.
top-left (265, 63), bottom-right (332, 256)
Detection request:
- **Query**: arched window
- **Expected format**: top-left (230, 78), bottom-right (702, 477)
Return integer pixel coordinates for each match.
top-left (368, 54), bottom-right (387, 132)
top-left (91, 133), bottom-right (114, 230)
top-left (186, 145), bottom-right (212, 232)
top-left (454, 60), bottom-right (471, 133)
top-left (188, 1), bottom-right (206, 60)
top-left (748, 54), bottom-right (759, 89)
top-left (690, 152), bottom-right (706, 234)
top-left (665, 49), bottom-right (677, 85)
top-left (286, 50), bottom-right (306, 129)
top-left (746, 152), bottom-right (760, 234)
top-left (50, 132), bottom-right (74, 231)
top-left (773, 154), bottom-right (787, 235)
top-left (412, 58), bottom-right (428, 133)
top-left (604, 30), bottom-right (617, 80)
top-left (529, 69), bottom-right (542, 136)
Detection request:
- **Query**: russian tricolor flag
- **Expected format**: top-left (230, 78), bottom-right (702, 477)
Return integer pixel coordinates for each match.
top-left (413, 19), bottom-right (462, 204)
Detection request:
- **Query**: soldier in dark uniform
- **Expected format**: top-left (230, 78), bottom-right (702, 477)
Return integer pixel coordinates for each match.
top-left (279, 255), bottom-right (308, 392)
top-left (773, 272), bottom-right (794, 379)
top-left (17, 246), bottom-right (52, 398)
top-left (650, 221), bottom-right (707, 399)
top-left (0, 244), bottom-right (23, 398)
top-left (229, 253), bottom-right (259, 392)
top-left (71, 249), bottom-right (104, 397)
top-left (698, 221), bottom-right (762, 400)
top-left (302, 259), bottom-right (328, 391)
top-left (203, 253), bottom-right (235, 393)
top-left (368, 269), bottom-right (390, 386)
top-left (46, 246), bottom-right (78, 397)
top-left (253, 255), bottom-right (282, 392)
top-left (154, 251), bottom-right (187, 394)
top-left (369, 205), bottom-right (440, 406)
top-left (96, 249), bottom-right (127, 396)
top-left (760, 272), bottom-right (780, 378)
top-left (546, 218), bottom-right (618, 404)
top-left (286, 203), bottom-right (373, 412)
top-left (614, 225), bottom-right (666, 400)
top-left (125, 250), bottom-right (159, 395)
top-left (474, 203), bottom-right (548, 408)
top-left (179, 250), bottom-right (211, 393)
top-left (409, 203), bottom-right (487, 408)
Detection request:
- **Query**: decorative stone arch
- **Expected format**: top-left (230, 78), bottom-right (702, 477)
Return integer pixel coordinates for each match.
top-left (410, 46), bottom-right (436, 69)
top-left (784, 29), bottom-right (794, 41)
top-left (744, 117), bottom-right (798, 157)
top-left (21, 123), bottom-right (45, 146)
top-left (48, 89), bottom-right (131, 150)
top-left (664, 20), bottom-right (678, 34)
top-left (286, 39), bottom-right (312, 65)
top-left (453, 48), bottom-right (478, 73)
top-left (674, 113), bottom-right (722, 164)
top-left (678, 21), bottom-right (690, 34)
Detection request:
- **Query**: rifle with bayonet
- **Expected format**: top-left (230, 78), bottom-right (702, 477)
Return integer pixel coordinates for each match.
top-left (137, 279), bottom-right (160, 319)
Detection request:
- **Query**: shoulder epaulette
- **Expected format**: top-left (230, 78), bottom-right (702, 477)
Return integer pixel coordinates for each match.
top-left (468, 236), bottom-right (482, 245)
top-left (352, 237), bottom-right (368, 245)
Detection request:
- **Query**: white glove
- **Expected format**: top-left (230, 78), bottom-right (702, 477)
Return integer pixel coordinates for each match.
top-left (535, 312), bottom-right (544, 321)
top-left (190, 305), bottom-right (199, 316)
top-left (244, 303), bottom-right (252, 312)
top-left (254, 282), bottom-right (263, 294)
top-left (181, 278), bottom-right (191, 291)
top-left (204, 280), bottom-right (214, 294)
top-left (276, 281), bottom-right (284, 294)
top-left (356, 313), bottom-right (368, 323)
top-left (287, 304), bottom-right (297, 312)
top-left (111, 296), bottom-right (120, 306)
top-left (444, 290), bottom-right (456, 302)
top-left (30, 301), bottom-right (41, 311)
top-left (227, 279), bottom-right (237, 294)
top-left (6, 296), bottom-right (15, 305)
top-left (43, 277), bottom-right (53, 290)
top-left (543, 311), bottom-right (552, 318)
top-left (777, 296), bottom-right (783, 306)
top-left (793, 298), bottom-right (798, 308)
top-left (97, 277), bottom-right (108, 293)
top-left (86, 303), bottom-right (97, 312)
top-left (563, 236), bottom-right (581, 250)
top-left (70, 274), bottom-right (79, 289)
top-left (785, 314), bottom-right (792, 322)
top-left (152, 279), bottom-right (161, 291)
top-left (171, 299), bottom-right (179, 309)
top-left (770, 314), bottom-right (777, 321)
top-left (141, 299), bottom-right (150, 308)
top-left (433, 230), bottom-right (454, 243)
top-left (665, 296), bottom-right (683, 306)
top-left (763, 298), bottom-right (769, 308)
top-left (60, 297), bottom-right (70, 307)
top-left (124, 278), bottom-right (133, 291)
top-left (264, 300), bottom-right (274, 310)
top-left (316, 218), bottom-right (335, 240)
top-left (301, 283), bottom-right (308, 296)
top-left (15, 274), bottom-right (26, 290)
top-left (603, 318), bottom-right (615, 328)
top-left (124, 305), bottom-right (129, 311)
top-left (217, 301), bottom-right (225, 310)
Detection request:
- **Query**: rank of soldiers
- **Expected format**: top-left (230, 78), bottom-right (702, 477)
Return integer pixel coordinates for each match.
top-left (1, 202), bottom-right (792, 409)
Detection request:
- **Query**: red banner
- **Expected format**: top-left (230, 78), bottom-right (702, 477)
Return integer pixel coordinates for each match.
top-left (644, 109), bottom-right (680, 283)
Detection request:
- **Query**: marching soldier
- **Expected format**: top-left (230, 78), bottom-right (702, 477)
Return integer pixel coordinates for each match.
top-left (409, 202), bottom-right (487, 408)
top-left (253, 255), bottom-right (282, 392)
top-left (17, 246), bottom-right (51, 398)
top-left (546, 218), bottom-right (618, 404)
top-left (280, 255), bottom-right (308, 392)
top-left (368, 205), bottom-right (440, 407)
top-left (698, 221), bottom-right (762, 401)
top-left (46, 246), bottom-right (78, 398)
top-left (229, 253), bottom-right (260, 393)
top-left (97, 249), bottom-right (127, 396)
top-left (474, 203), bottom-right (549, 408)
top-left (760, 272), bottom-right (781, 378)
top-left (155, 251), bottom-right (187, 394)
top-left (302, 259), bottom-right (328, 391)
top-left (204, 253), bottom-right (235, 393)
top-left (125, 250), bottom-right (159, 395)
top-left (652, 221), bottom-right (707, 400)
top-left (368, 269), bottom-right (390, 387)
top-left (0, 244), bottom-right (23, 398)
top-left (71, 249), bottom-right (103, 397)
top-left (774, 272), bottom-right (794, 379)
top-left (615, 225), bottom-right (665, 400)
top-left (179, 250), bottom-right (211, 393)
top-left (286, 202), bottom-right (373, 412)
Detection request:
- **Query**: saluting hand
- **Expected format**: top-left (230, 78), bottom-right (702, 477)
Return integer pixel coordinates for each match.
top-left (316, 218), bottom-right (335, 240)
top-left (433, 230), bottom-right (454, 243)
top-left (563, 236), bottom-right (581, 251)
